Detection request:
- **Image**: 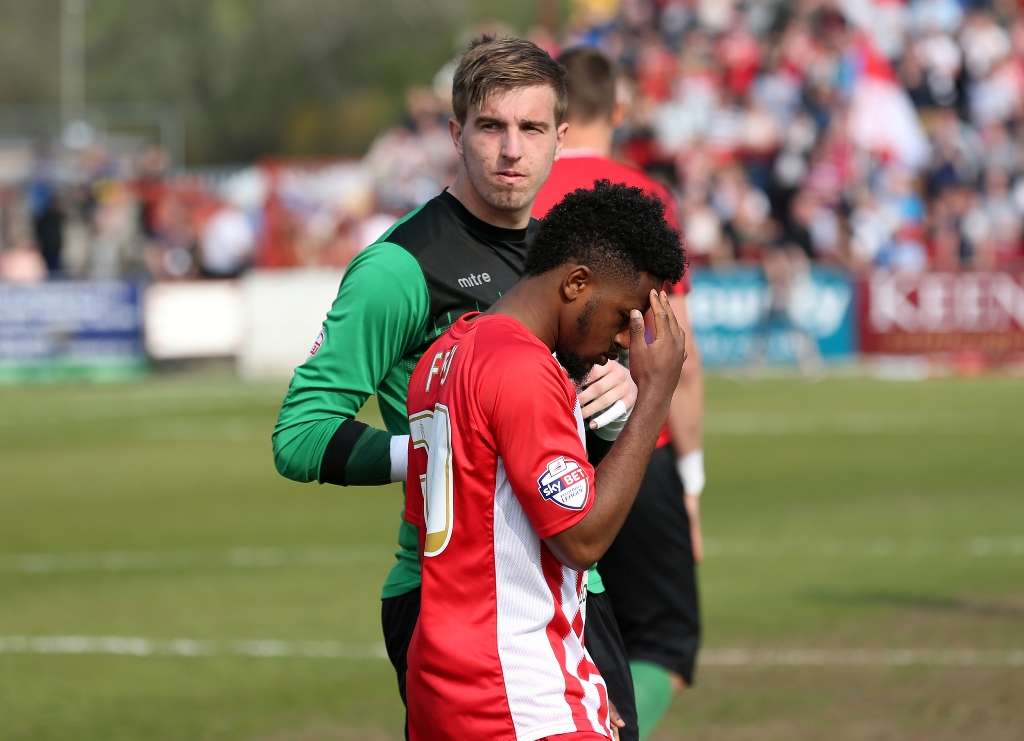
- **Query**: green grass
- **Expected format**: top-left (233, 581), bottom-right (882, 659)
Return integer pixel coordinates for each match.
top-left (1, 373), bottom-right (1022, 740)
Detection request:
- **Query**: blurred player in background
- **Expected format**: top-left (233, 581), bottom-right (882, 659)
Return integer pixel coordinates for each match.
top-left (534, 47), bottom-right (706, 740)
top-left (272, 36), bottom-right (640, 737)
top-left (405, 182), bottom-right (687, 741)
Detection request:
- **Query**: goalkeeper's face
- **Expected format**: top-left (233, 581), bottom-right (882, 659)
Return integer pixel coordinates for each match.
top-left (450, 84), bottom-right (567, 225)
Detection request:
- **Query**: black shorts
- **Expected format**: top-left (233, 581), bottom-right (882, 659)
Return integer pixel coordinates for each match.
top-left (381, 587), bottom-right (420, 709)
top-left (598, 445), bottom-right (701, 684)
top-left (584, 589), bottom-right (638, 741)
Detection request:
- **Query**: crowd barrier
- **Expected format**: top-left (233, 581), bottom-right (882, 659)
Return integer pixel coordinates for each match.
top-left (3, 268), bottom-right (1022, 381)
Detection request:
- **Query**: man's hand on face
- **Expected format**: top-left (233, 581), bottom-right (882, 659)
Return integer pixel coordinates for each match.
top-left (628, 290), bottom-right (687, 404)
top-left (579, 360), bottom-right (637, 431)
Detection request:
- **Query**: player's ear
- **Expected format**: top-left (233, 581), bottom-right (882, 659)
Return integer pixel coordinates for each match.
top-left (554, 121), bottom-right (569, 158)
top-left (560, 265), bottom-right (592, 304)
top-left (449, 117), bottom-right (464, 156)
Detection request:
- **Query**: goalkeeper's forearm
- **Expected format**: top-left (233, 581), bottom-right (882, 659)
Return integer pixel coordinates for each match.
top-left (319, 420), bottom-right (408, 486)
top-left (273, 418), bottom-right (407, 486)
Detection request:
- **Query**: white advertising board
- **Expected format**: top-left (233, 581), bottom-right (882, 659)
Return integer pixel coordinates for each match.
top-left (144, 281), bottom-right (244, 360)
top-left (237, 268), bottom-right (342, 378)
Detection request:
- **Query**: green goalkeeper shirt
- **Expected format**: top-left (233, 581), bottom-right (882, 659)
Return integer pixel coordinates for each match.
top-left (273, 190), bottom-right (606, 599)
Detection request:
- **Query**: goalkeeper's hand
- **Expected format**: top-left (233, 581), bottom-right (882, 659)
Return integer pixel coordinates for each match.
top-left (579, 359), bottom-right (636, 440)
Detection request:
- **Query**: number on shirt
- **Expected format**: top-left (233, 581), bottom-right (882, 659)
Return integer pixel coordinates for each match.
top-left (408, 404), bottom-right (454, 557)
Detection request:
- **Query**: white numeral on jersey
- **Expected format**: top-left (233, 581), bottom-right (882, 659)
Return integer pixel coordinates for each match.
top-left (408, 404), bottom-right (454, 557)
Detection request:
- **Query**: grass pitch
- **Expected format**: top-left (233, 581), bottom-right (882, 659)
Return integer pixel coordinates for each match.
top-left (1, 373), bottom-right (1021, 740)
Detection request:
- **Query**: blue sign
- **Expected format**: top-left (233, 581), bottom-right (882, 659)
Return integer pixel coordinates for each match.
top-left (687, 266), bottom-right (856, 367)
top-left (0, 280), bottom-right (146, 380)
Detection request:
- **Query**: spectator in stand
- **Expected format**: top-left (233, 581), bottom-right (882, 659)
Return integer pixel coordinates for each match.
top-left (364, 86), bottom-right (458, 214)
top-left (199, 205), bottom-right (256, 279)
top-left (27, 154), bottom-right (64, 277)
top-left (0, 185), bottom-right (46, 283)
top-left (134, 145), bottom-right (169, 252)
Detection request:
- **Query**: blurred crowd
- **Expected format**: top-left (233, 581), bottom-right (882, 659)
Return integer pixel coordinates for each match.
top-left (377, 0), bottom-right (1024, 275)
top-left (0, 145), bottom-right (259, 283)
top-left (576, 0), bottom-right (1024, 274)
top-left (2, 0), bottom-right (1022, 283)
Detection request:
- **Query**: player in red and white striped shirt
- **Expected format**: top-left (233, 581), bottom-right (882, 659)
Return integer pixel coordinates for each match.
top-left (404, 182), bottom-right (687, 740)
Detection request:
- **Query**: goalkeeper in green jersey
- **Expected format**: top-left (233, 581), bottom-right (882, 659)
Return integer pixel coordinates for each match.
top-left (273, 36), bottom-right (643, 740)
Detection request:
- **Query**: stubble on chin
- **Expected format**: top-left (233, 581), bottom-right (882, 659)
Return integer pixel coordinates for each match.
top-left (485, 183), bottom-right (533, 213)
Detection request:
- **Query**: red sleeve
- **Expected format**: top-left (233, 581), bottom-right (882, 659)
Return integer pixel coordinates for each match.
top-left (404, 434), bottom-right (425, 528)
top-left (485, 347), bottom-right (595, 539)
top-left (404, 355), bottom-right (432, 530)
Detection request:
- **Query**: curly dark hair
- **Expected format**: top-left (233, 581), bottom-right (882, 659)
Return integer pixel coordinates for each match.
top-left (526, 180), bottom-right (686, 284)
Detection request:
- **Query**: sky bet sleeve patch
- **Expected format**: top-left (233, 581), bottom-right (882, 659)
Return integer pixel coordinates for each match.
top-left (537, 456), bottom-right (589, 511)
top-left (308, 325), bottom-right (326, 357)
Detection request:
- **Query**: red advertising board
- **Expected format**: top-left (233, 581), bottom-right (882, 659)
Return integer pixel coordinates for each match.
top-left (860, 271), bottom-right (1024, 357)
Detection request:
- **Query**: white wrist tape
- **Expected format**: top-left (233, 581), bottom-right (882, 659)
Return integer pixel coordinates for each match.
top-left (590, 399), bottom-right (631, 441)
top-left (677, 450), bottom-right (706, 497)
top-left (390, 434), bottom-right (410, 483)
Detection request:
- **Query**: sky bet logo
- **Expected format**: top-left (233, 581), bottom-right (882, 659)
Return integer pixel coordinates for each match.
top-left (537, 457), bottom-right (588, 511)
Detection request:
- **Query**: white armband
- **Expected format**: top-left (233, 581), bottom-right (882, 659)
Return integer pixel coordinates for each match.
top-left (390, 434), bottom-right (410, 483)
top-left (676, 450), bottom-right (705, 497)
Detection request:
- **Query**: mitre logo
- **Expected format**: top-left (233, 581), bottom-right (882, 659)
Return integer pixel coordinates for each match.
top-left (457, 272), bottom-right (492, 289)
top-left (537, 456), bottom-right (588, 510)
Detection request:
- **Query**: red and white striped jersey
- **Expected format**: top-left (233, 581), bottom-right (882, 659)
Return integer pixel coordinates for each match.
top-left (404, 312), bottom-right (612, 741)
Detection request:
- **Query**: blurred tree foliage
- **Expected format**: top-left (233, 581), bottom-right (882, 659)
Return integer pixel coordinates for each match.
top-left (0, 0), bottom-right (549, 163)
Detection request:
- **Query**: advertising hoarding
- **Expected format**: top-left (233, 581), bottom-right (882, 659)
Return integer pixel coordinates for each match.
top-left (0, 281), bottom-right (146, 381)
top-left (859, 271), bottom-right (1024, 358)
top-left (688, 266), bottom-right (857, 367)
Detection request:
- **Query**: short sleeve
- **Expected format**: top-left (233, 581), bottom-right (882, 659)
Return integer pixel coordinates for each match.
top-left (486, 347), bottom-right (595, 539)
top-left (404, 434), bottom-right (425, 529)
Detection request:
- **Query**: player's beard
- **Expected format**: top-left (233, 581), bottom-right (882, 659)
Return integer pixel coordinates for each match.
top-left (486, 186), bottom-right (531, 212)
top-left (558, 298), bottom-right (598, 387)
top-left (560, 351), bottom-right (594, 387)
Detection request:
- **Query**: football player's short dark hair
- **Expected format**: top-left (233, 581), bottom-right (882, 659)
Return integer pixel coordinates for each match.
top-left (558, 46), bottom-right (616, 124)
top-left (526, 180), bottom-right (686, 285)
